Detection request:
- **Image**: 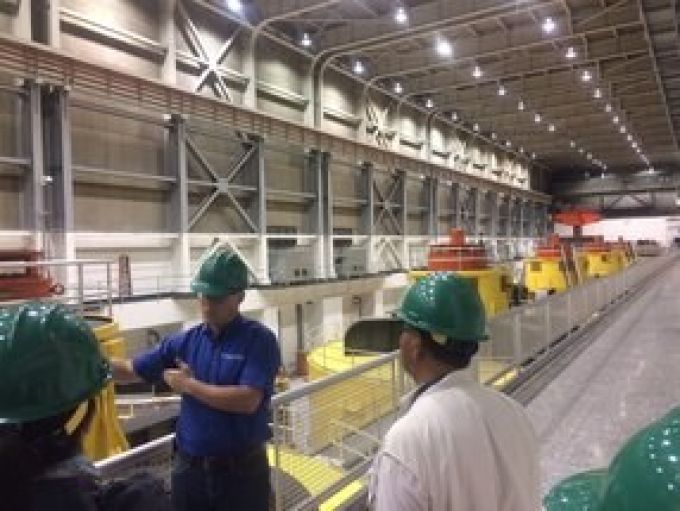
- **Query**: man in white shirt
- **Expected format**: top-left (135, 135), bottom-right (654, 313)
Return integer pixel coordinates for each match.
top-left (368, 272), bottom-right (540, 511)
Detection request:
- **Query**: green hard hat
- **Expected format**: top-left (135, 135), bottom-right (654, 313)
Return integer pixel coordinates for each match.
top-left (543, 469), bottom-right (607, 511)
top-left (191, 249), bottom-right (249, 297)
top-left (0, 303), bottom-right (110, 424)
top-left (397, 272), bottom-right (488, 343)
top-left (598, 407), bottom-right (680, 511)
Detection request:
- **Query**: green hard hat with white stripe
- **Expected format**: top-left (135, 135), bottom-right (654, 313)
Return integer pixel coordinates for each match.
top-left (191, 249), bottom-right (249, 298)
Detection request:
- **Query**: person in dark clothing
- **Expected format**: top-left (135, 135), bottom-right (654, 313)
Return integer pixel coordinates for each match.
top-left (0, 302), bottom-right (171, 511)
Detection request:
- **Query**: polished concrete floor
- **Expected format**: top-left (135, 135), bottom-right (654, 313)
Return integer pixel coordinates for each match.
top-left (527, 257), bottom-right (680, 494)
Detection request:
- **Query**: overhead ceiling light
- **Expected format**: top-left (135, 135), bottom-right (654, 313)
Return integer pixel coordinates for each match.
top-left (581, 70), bottom-right (592, 82)
top-left (226, 0), bottom-right (242, 13)
top-left (565, 46), bottom-right (577, 59)
top-left (300, 32), bottom-right (312, 48)
top-left (619, 125), bottom-right (626, 134)
top-left (542, 17), bottom-right (556, 34)
top-left (578, 147), bottom-right (584, 154)
top-left (531, 152), bottom-right (537, 159)
top-left (627, 134), bottom-right (633, 141)
top-left (436, 37), bottom-right (453, 57)
top-left (426, 98), bottom-right (434, 108)
top-left (587, 152), bottom-right (593, 159)
top-left (570, 140), bottom-right (576, 148)
top-left (451, 111), bottom-right (459, 121)
top-left (498, 85), bottom-right (507, 96)
top-left (548, 123), bottom-right (555, 132)
top-left (605, 103), bottom-right (612, 113)
top-left (534, 113), bottom-right (542, 123)
top-left (393, 81), bottom-right (403, 94)
top-left (506, 140), bottom-right (512, 147)
top-left (593, 88), bottom-right (602, 99)
top-left (632, 141), bottom-right (638, 149)
top-left (353, 60), bottom-right (365, 75)
top-left (394, 6), bottom-right (408, 24)
top-left (600, 172), bottom-right (606, 179)
top-left (472, 65), bottom-right (483, 79)
top-left (612, 116), bottom-right (619, 124)
top-left (519, 147), bottom-right (525, 153)
top-left (491, 132), bottom-right (497, 140)
top-left (473, 122), bottom-right (479, 132)
top-left (648, 167), bottom-right (655, 174)
top-left (518, 100), bottom-right (525, 111)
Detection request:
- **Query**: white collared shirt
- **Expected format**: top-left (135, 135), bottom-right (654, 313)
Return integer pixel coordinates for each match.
top-left (369, 369), bottom-right (540, 511)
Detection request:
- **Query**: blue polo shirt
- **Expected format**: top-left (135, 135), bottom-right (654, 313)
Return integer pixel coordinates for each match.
top-left (132, 315), bottom-right (281, 457)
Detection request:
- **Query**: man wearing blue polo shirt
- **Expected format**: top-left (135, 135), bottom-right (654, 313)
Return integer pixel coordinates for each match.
top-left (110, 250), bottom-right (281, 511)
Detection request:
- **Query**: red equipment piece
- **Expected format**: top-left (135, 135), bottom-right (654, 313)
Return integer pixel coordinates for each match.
top-left (535, 234), bottom-right (563, 260)
top-left (552, 209), bottom-right (601, 227)
top-left (0, 250), bottom-right (62, 301)
top-left (427, 229), bottom-right (489, 271)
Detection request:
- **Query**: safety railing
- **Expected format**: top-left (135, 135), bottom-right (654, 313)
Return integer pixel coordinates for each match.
top-left (0, 258), bottom-right (115, 315)
top-left (95, 251), bottom-right (677, 510)
top-left (478, 250), bottom-right (677, 387)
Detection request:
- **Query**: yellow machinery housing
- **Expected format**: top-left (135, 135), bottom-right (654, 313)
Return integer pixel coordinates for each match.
top-left (584, 250), bottom-right (620, 278)
top-left (523, 258), bottom-right (569, 295)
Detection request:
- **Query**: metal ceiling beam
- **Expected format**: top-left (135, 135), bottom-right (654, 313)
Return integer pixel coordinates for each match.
top-left (365, 7), bottom-right (642, 80)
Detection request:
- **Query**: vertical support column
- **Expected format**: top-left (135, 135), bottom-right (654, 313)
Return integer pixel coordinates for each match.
top-left (427, 176), bottom-right (439, 241)
top-left (160, 0), bottom-right (177, 84)
top-left (23, 81), bottom-right (45, 251)
top-left (454, 183), bottom-right (462, 229)
top-left (168, 114), bottom-right (190, 283)
top-left (399, 170), bottom-right (408, 269)
top-left (10, 0), bottom-right (32, 39)
top-left (243, 36), bottom-right (257, 109)
top-left (321, 151), bottom-right (334, 279)
top-left (474, 187), bottom-right (483, 240)
top-left (311, 150), bottom-right (333, 279)
top-left (361, 162), bottom-right (375, 272)
top-left (48, 0), bottom-right (61, 48)
top-left (43, 86), bottom-right (75, 286)
top-left (255, 137), bottom-right (269, 284)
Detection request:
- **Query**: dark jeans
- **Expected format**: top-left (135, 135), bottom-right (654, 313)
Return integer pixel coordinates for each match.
top-left (171, 447), bottom-right (271, 511)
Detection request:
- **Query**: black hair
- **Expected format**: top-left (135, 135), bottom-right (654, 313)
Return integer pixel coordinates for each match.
top-left (0, 401), bottom-right (94, 511)
top-left (416, 328), bottom-right (479, 369)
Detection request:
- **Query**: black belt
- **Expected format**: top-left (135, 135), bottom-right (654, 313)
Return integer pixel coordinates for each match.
top-left (176, 444), bottom-right (266, 472)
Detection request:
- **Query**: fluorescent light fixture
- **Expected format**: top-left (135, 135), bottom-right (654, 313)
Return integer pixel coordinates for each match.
top-left (531, 152), bottom-right (537, 159)
top-left (436, 37), bottom-right (453, 57)
top-left (612, 116), bottom-right (619, 124)
top-left (506, 140), bottom-right (512, 147)
top-left (473, 122), bottom-right (479, 132)
top-left (426, 98), bottom-right (434, 108)
top-left (593, 88), bottom-right (602, 99)
top-left (586, 152), bottom-right (592, 159)
top-left (570, 140), bottom-right (576, 148)
top-left (518, 100), bottom-right (525, 111)
top-left (472, 65), bottom-right (483, 79)
top-left (619, 126), bottom-right (626, 134)
top-left (627, 134), bottom-right (633, 141)
top-left (452, 111), bottom-right (459, 121)
top-left (394, 6), bottom-right (408, 24)
top-left (393, 82), bottom-right (403, 94)
top-left (565, 46), bottom-right (577, 59)
top-left (534, 113), bottom-right (542, 123)
top-left (491, 132), bottom-right (497, 140)
top-left (578, 147), bottom-right (584, 154)
top-left (605, 103), bottom-right (612, 113)
top-left (581, 70), bottom-right (592, 82)
top-left (519, 147), bottom-right (525, 153)
top-left (353, 60), bottom-right (365, 74)
top-left (300, 32), bottom-right (312, 47)
top-left (548, 123), bottom-right (555, 132)
top-left (498, 85), bottom-right (507, 96)
top-left (542, 17), bottom-right (556, 34)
